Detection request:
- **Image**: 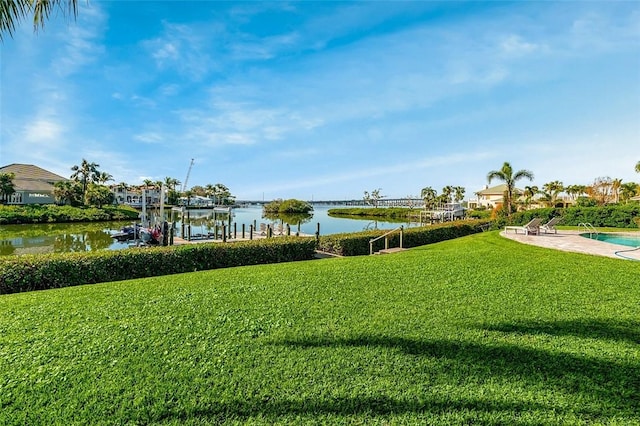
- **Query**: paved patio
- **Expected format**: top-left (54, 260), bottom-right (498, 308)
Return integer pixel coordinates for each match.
top-left (500, 229), bottom-right (640, 261)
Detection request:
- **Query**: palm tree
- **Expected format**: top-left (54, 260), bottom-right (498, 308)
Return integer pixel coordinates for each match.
top-left (95, 171), bottom-right (113, 185)
top-left (164, 176), bottom-right (180, 191)
top-left (636, 161), bottom-right (640, 173)
top-left (541, 180), bottom-right (564, 207)
top-left (487, 162), bottom-right (534, 216)
top-left (204, 183), bottom-right (216, 204)
top-left (53, 180), bottom-right (81, 206)
top-left (620, 182), bottom-right (639, 203)
top-left (565, 184), bottom-right (586, 202)
top-left (142, 179), bottom-right (155, 189)
top-left (70, 159), bottom-right (99, 201)
top-left (441, 185), bottom-right (454, 204)
top-left (453, 186), bottom-right (465, 203)
top-left (522, 185), bottom-right (539, 210)
top-left (420, 186), bottom-right (437, 210)
top-left (611, 178), bottom-right (623, 204)
top-left (1, 0), bottom-right (78, 41)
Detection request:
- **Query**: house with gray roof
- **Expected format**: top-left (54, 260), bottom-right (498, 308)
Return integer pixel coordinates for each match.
top-left (0, 164), bottom-right (69, 205)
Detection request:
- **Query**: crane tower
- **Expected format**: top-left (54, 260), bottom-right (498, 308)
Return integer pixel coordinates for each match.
top-left (182, 158), bottom-right (194, 192)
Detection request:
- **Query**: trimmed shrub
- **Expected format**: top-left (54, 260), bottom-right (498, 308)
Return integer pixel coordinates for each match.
top-left (499, 205), bottom-right (640, 229)
top-left (0, 205), bottom-right (139, 224)
top-left (0, 237), bottom-right (317, 294)
top-left (317, 219), bottom-right (491, 256)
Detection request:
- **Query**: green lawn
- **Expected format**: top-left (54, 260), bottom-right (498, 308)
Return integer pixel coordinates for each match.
top-left (1, 232), bottom-right (638, 425)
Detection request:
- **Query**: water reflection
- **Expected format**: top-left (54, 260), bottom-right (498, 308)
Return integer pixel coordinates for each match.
top-left (0, 222), bottom-right (133, 256)
top-left (0, 205), bottom-right (421, 256)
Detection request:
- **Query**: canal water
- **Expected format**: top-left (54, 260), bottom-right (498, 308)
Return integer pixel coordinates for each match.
top-left (0, 205), bottom-right (424, 256)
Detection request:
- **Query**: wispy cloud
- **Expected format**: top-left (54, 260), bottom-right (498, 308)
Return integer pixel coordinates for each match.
top-left (50, 4), bottom-right (107, 76)
top-left (142, 22), bottom-right (219, 80)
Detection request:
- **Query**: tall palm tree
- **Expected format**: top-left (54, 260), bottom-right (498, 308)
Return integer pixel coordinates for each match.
top-left (420, 186), bottom-right (437, 210)
top-left (163, 176), bottom-right (179, 191)
top-left (1, 0), bottom-right (78, 41)
top-left (96, 171), bottom-right (113, 185)
top-left (541, 180), bottom-right (564, 207)
top-left (565, 184), bottom-right (586, 202)
top-left (204, 183), bottom-right (216, 204)
top-left (441, 185), bottom-right (454, 203)
top-left (611, 178), bottom-right (623, 204)
top-left (70, 158), bottom-right (99, 201)
top-left (620, 182), bottom-right (639, 203)
top-left (487, 162), bottom-right (534, 216)
top-left (523, 185), bottom-right (539, 210)
top-left (453, 186), bottom-right (465, 203)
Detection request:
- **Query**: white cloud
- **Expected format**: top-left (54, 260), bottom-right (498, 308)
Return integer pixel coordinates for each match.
top-left (134, 133), bottom-right (165, 144)
top-left (23, 119), bottom-right (64, 142)
top-left (142, 22), bottom-right (218, 80)
top-left (500, 35), bottom-right (540, 56)
top-left (50, 3), bottom-right (107, 76)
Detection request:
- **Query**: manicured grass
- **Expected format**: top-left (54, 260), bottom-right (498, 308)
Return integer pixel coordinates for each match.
top-left (1, 232), bottom-right (638, 425)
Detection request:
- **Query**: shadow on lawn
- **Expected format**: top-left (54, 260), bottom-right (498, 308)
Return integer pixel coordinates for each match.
top-left (160, 395), bottom-right (552, 424)
top-left (153, 333), bottom-right (638, 423)
top-left (277, 335), bottom-right (639, 418)
top-left (479, 318), bottom-right (640, 344)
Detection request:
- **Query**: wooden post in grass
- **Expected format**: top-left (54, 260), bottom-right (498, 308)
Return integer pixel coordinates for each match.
top-left (242, 223), bottom-right (245, 239)
top-left (222, 224), bottom-right (227, 242)
top-left (249, 224), bottom-right (253, 240)
top-left (286, 224), bottom-right (290, 236)
top-left (315, 223), bottom-right (320, 243)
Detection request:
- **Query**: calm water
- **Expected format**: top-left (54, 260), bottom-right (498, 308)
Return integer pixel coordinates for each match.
top-left (0, 205), bottom-right (423, 256)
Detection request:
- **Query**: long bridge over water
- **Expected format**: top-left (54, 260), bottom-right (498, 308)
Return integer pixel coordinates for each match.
top-left (236, 198), bottom-right (427, 208)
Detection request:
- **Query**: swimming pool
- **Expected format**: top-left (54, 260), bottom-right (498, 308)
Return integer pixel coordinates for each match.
top-left (580, 232), bottom-right (640, 248)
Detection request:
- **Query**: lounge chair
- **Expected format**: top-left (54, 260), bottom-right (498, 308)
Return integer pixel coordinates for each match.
top-left (540, 217), bottom-right (562, 234)
top-left (504, 218), bottom-right (542, 235)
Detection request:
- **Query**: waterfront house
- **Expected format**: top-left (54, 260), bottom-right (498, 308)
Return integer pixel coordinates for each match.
top-left (467, 184), bottom-right (523, 210)
top-left (0, 163), bottom-right (68, 205)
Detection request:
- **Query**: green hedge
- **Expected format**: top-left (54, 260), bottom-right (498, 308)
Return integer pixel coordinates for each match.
top-left (0, 205), bottom-right (140, 224)
top-left (317, 219), bottom-right (491, 256)
top-left (0, 237), bottom-right (317, 294)
top-left (497, 205), bottom-right (640, 229)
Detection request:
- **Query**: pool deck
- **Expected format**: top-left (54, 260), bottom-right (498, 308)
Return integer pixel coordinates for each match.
top-left (501, 229), bottom-right (640, 261)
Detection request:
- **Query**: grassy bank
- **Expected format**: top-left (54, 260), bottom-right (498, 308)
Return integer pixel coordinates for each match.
top-left (328, 207), bottom-right (416, 221)
top-left (1, 232), bottom-right (638, 424)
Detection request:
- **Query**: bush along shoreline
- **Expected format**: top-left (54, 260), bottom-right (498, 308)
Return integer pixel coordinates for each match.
top-left (0, 204), bottom-right (140, 224)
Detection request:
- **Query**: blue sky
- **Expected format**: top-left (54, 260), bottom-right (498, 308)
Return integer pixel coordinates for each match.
top-left (1, 1), bottom-right (639, 201)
